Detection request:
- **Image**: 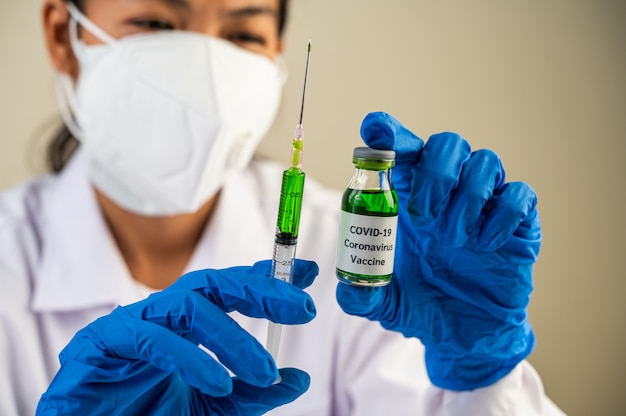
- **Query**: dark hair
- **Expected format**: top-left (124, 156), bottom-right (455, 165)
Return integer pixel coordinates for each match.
top-left (47, 0), bottom-right (290, 173)
top-left (278, 0), bottom-right (288, 37)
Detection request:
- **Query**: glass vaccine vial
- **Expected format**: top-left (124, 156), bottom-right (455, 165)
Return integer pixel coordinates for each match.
top-left (336, 147), bottom-right (398, 286)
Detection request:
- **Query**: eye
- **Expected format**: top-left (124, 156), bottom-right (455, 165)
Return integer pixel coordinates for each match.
top-left (130, 19), bottom-right (175, 31)
top-left (227, 31), bottom-right (267, 45)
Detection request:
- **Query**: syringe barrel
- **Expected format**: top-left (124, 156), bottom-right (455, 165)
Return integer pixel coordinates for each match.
top-left (272, 241), bottom-right (297, 283)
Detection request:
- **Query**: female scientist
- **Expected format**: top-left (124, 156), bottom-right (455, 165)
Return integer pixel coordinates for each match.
top-left (0, 0), bottom-right (564, 414)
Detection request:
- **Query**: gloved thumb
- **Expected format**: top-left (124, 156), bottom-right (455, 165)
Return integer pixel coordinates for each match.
top-left (360, 112), bottom-right (424, 169)
top-left (223, 368), bottom-right (311, 414)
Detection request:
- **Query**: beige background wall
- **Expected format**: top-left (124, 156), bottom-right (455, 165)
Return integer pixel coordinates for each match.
top-left (1, 0), bottom-right (625, 414)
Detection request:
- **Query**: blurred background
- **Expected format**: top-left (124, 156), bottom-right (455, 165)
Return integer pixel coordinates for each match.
top-left (1, 0), bottom-right (625, 414)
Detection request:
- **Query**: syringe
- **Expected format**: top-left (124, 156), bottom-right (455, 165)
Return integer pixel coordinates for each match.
top-left (266, 41), bottom-right (312, 362)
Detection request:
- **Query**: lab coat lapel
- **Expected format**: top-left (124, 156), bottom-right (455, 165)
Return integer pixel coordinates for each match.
top-left (31, 151), bottom-right (135, 312)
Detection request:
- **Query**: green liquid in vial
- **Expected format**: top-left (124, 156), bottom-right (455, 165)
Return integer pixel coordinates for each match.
top-left (341, 188), bottom-right (398, 216)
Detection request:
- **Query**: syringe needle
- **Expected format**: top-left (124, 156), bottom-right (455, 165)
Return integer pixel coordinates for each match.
top-left (298, 40), bottom-right (311, 126)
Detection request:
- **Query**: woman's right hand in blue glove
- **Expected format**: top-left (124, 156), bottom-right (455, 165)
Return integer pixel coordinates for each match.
top-left (336, 112), bottom-right (540, 391)
top-left (36, 259), bottom-right (318, 416)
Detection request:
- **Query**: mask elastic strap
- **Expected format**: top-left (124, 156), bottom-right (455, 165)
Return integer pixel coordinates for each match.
top-left (68, 13), bottom-right (82, 59)
top-left (55, 72), bottom-right (84, 141)
top-left (60, 2), bottom-right (120, 141)
top-left (66, 2), bottom-right (118, 47)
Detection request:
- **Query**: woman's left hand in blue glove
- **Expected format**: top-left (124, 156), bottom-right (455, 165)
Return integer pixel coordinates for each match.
top-left (337, 112), bottom-right (540, 391)
top-left (37, 259), bottom-right (318, 416)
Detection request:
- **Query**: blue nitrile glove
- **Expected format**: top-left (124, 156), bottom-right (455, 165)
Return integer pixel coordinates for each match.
top-left (37, 259), bottom-right (318, 415)
top-left (336, 112), bottom-right (540, 391)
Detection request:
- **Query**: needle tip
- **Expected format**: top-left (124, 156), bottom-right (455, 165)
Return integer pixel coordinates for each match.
top-left (307, 40), bottom-right (311, 52)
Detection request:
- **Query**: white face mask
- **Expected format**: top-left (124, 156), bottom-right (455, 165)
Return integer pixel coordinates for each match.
top-left (57, 3), bottom-right (285, 216)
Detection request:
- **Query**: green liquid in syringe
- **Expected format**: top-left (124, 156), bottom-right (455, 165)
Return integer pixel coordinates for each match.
top-left (276, 166), bottom-right (305, 244)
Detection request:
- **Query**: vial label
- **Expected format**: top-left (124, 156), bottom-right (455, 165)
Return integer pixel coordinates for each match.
top-left (336, 211), bottom-right (398, 276)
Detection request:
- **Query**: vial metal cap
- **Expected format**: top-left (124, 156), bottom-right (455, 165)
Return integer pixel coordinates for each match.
top-left (353, 147), bottom-right (396, 160)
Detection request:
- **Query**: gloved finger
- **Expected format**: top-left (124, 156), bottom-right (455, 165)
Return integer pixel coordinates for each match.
top-left (65, 313), bottom-right (235, 397)
top-left (217, 368), bottom-right (311, 415)
top-left (124, 293), bottom-right (278, 387)
top-left (478, 182), bottom-right (540, 252)
top-left (167, 267), bottom-right (317, 324)
top-left (408, 132), bottom-right (472, 226)
top-left (291, 259), bottom-right (319, 289)
top-left (360, 112), bottom-right (424, 169)
top-left (251, 259), bottom-right (320, 290)
top-left (335, 284), bottom-right (385, 317)
top-left (440, 149), bottom-right (506, 246)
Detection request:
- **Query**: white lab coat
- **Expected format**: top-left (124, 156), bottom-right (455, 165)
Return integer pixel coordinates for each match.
top-left (0, 151), bottom-right (564, 415)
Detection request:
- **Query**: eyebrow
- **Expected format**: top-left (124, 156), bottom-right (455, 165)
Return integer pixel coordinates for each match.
top-left (153, 1), bottom-right (278, 20)
top-left (222, 6), bottom-right (279, 20)
top-left (158, 0), bottom-right (192, 10)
